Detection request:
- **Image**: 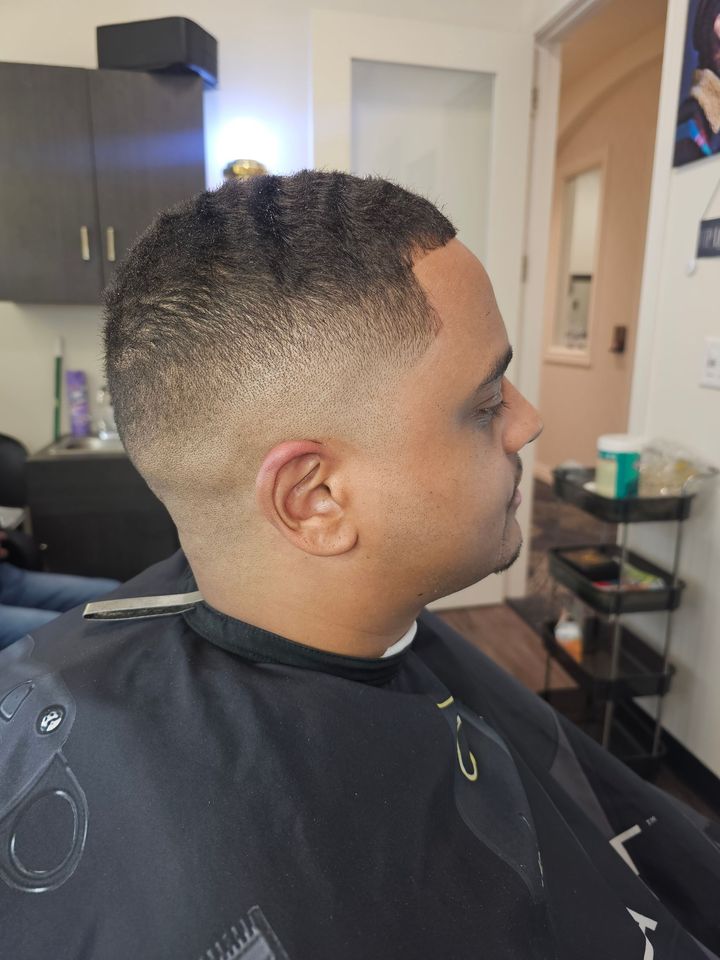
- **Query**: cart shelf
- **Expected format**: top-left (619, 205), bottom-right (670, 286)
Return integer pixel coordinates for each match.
top-left (541, 618), bottom-right (674, 700)
top-left (540, 460), bottom-right (695, 774)
top-left (552, 466), bottom-right (694, 523)
top-left (548, 543), bottom-right (685, 615)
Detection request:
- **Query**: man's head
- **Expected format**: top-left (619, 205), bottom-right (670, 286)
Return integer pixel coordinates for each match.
top-left (103, 171), bottom-right (542, 650)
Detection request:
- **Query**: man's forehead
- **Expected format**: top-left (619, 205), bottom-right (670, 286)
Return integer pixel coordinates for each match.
top-left (413, 239), bottom-right (504, 356)
top-left (413, 239), bottom-right (496, 319)
top-left (402, 239), bottom-right (510, 408)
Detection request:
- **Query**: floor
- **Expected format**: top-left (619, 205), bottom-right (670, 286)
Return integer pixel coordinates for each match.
top-left (435, 478), bottom-right (718, 822)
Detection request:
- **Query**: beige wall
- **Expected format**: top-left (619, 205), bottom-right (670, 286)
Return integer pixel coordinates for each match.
top-left (535, 33), bottom-right (664, 474)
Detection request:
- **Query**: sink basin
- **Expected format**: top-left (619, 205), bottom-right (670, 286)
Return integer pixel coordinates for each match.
top-left (35, 435), bottom-right (126, 457)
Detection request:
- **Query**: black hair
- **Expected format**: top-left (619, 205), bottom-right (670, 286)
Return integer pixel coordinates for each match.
top-left (103, 169), bottom-right (456, 486)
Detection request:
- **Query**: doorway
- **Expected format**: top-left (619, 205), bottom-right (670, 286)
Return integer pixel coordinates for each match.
top-left (520, 0), bottom-right (669, 620)
top-left (533, 0), bottom-right (668, 481)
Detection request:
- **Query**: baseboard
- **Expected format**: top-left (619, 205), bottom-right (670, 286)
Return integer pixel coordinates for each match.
top-left (622, 699), bottom-right (720, 813)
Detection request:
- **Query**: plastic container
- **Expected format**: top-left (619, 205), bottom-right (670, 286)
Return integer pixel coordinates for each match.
top-left (553, 614), bottom-right (583, 663)
top-left (596, 435), bottom-right (646, 498)
top-left (65, 371), bottom-right (91, 437)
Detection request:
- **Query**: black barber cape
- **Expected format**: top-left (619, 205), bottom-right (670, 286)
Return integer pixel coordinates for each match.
top-left (1, 550), bottom-right (719, 960)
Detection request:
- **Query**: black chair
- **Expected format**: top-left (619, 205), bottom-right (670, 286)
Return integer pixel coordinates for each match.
top-left (0, 433), bottom-right (42, 571)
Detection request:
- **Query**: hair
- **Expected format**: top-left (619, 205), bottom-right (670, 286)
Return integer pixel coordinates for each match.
top-left (103, 169), bottom-right (456, 537)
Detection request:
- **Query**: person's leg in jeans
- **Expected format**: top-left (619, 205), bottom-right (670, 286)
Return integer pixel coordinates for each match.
top-left (0, 562), bottom-right (120, 612)
top-left (0, 562), bottom-right (120, 649)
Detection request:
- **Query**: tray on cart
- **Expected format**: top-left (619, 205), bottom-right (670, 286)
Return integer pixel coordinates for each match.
top-left (548, 543), bottom-right (685, 615)
top-left (541, 618), bottom-right (674, 699)
top-left (552, 467), bottom-right (694, 523)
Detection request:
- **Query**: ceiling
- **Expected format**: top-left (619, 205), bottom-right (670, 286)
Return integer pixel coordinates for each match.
top-left (561, 0), bottom-right (668, 85)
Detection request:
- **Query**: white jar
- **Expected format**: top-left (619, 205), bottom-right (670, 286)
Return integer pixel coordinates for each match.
top-left (596, 434), bottom-right (646, 498)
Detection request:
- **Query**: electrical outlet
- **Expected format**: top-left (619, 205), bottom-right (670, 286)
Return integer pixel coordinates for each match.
top-left (700, 337), bottom-right (720, 389)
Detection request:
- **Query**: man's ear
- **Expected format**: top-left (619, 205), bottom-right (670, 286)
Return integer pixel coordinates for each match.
top-left (255, 440), bottom-right (358, 557)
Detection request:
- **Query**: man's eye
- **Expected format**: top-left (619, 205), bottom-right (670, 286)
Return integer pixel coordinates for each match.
top-left (472, 400), bottom-right (510, 425)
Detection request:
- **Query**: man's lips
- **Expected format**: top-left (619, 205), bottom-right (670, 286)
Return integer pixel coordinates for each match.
top-left (509, 464), bottom-right (523, 508)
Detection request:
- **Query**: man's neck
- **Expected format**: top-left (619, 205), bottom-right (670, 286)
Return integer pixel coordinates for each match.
top-left (189, 563), bottom-right (419, 660)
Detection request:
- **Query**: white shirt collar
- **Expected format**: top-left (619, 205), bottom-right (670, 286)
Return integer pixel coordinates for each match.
top-left (381, 620), bottom-right (418, 659)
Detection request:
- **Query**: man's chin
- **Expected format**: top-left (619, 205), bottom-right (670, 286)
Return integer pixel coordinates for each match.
top-left (494, 533), bottom-right (523, 575)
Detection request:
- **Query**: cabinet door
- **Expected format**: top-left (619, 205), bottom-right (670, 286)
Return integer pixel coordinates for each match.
top-left (88, 70), bottom-right (205, 287)
top-left (0, 63), bottom-right (103, 303)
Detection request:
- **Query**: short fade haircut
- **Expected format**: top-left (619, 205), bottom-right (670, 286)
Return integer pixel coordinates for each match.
top-left (103, 170), bottom-right (456, 530)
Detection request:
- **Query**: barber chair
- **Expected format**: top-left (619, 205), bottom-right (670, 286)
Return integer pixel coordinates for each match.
top-left (0, 433), bottom-right (43, 571)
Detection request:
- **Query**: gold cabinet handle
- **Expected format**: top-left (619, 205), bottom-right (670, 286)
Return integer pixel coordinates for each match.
top-left (80, 226), bottom-right (90, 261)
top-left (106, 226), bottom-right (116, 262)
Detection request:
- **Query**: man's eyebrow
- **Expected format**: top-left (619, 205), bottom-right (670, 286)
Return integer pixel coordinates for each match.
top-left (472, 344), bottom-right (514, 395)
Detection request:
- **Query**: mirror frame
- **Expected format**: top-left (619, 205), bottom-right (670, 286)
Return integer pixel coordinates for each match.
top-left (544, 146), bottom-right (609, 368)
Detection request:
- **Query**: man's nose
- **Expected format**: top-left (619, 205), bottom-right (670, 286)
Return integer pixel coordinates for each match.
top-left (503, 380), bottom-right (544, 450)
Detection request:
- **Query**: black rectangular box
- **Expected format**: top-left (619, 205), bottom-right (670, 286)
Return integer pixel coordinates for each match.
top-left (97, 17), bottom-right (217, 88)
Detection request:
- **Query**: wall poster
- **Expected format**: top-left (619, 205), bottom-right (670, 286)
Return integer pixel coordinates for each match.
top-left (675, 0), bottom-right (720, 167)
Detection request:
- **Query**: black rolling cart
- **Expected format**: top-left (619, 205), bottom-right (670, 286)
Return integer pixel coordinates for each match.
top-left (540, 466), bottom-right (695, 778)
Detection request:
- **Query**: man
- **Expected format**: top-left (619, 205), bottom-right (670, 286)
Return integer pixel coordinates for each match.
top-left (0, 529), bottom-right (119, 647)
top-left (675, 0), bottom-right (720, 165)
top-left (1, 171), bottom-right (718, 959)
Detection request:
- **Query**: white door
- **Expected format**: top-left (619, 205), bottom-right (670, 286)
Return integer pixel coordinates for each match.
top-left (311, 11), bottom-right (534, 609)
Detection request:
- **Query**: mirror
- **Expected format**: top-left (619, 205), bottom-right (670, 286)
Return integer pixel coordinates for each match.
top-left (553, 166), bottom-right (603, 352)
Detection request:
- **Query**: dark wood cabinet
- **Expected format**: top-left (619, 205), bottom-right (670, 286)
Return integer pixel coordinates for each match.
top-left (88, 70), bottom-right (205, 286)
top-left (0, 63), bottom-right (103, 303)
top-left (0, 61), bottom-right (205, 304)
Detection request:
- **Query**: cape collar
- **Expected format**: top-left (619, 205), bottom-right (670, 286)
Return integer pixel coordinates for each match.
top-left (178, 564), bottom-right (416, 686)
top-left (82, 562), bottom-right (416, 686)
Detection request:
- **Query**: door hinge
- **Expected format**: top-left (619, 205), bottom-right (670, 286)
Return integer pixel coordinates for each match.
top-left (521, 254), bottom-right (529, 283)
top-left (531, 86), bottom-right (539, 116)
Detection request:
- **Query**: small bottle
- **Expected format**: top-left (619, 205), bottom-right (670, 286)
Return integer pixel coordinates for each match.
top-left (65, 370), bottom-right (91, 437)
top-left (554, 608), bottom-right (583, 663)
top-left (95, 384), bottom-right (119, 440)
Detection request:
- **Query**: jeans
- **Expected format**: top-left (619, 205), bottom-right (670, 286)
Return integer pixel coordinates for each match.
top-left (0, 562), bottom-right (120, 649)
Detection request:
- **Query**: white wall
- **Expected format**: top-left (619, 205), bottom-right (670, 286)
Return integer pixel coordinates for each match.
top-left (0, 0), bottom-right (546, 453)
top-left (351, 59), bottom-right (493, 264)
top-left (1, 306), bottom-right (105, 453)
top-left (623, 0), bottom-right (720, 776)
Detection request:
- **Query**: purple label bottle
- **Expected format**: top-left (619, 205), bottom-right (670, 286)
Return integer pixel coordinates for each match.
top-left (65, 370), bottom-right (91, 437)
